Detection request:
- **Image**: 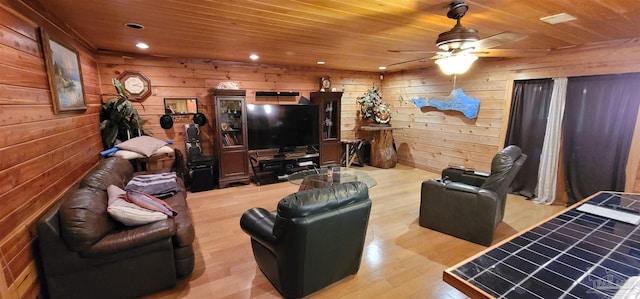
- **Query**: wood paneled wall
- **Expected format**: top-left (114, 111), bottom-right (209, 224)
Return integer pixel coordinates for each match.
top-left (383, 39), bottom-right (640, 191)
top-left (0, 2), bottom-right (102, 298)
top-left (96, 54), bottom-right (380, 158)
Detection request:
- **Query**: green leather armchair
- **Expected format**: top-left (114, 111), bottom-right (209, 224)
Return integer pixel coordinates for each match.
top-left (240, 181), bottom-right (371, 298)
top-left (419, 145), bottom-right (527, 246)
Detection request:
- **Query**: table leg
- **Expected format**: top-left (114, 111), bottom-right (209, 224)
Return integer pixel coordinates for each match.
top-left (345, 142), bottom-right (351, 168)
top-left (370, 130), bottom-right (397, 168)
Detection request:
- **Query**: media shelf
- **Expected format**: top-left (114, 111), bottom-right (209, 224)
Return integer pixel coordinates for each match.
top-left (221, 129), bottom-right (241, 146)
top-left (250, 151), bottom-right (319, 185)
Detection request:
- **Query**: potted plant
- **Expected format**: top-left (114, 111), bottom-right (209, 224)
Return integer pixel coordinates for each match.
top-left (99, 78), bottom-right (150, 149)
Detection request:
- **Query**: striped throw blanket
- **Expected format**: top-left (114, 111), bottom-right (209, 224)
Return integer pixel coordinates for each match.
top-left (126, 172), bottom-right (179, 199)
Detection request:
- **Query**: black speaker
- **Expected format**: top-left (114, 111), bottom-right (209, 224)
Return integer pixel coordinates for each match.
top-left (193, 112), bottom-right (207, 126)
top-left (186, 141), bottom-right (201, 159)
top-left (189, 164), bottom-right (215, 192)
top-left (185, 123), bottom-right (200, 142)
top-left (160, 115), bottom-right (173, 129)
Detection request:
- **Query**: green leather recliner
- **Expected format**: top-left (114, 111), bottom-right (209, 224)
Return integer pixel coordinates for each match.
top-left (240, 181), bottom-right (371, 298)
top-left (419, 145), bottom-right (527, 246)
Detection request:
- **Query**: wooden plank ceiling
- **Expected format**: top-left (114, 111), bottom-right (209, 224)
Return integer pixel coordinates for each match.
top-left (28, 0), bottom-right (640, 72)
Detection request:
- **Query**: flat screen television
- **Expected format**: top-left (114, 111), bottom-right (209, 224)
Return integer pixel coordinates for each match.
top-left (246, 104), bottom-right (319, 151)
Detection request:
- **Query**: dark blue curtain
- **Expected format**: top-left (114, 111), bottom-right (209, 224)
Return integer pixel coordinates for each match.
top-left (563, 73), bottom-right (640, 204)
top-left (505, 79), bottom-right (554, 199)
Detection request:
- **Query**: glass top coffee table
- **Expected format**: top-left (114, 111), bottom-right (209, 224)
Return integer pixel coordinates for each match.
top-left (287, 167), bottom-right (377, 191)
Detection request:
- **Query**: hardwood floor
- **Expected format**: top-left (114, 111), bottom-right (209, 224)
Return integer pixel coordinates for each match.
top-left (147, 164), bottom-right (565, 299)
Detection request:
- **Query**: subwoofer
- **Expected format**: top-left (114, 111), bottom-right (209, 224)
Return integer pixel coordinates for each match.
top-left (189, 164), bottom-right (215, 192)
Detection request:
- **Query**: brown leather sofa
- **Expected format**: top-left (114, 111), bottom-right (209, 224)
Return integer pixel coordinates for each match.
top-left (419, 145), bottom-right (527, 246)
top-left (36, 157), bottom-right (195, 299)
top-left (240, 181), bottom-right (371, 298)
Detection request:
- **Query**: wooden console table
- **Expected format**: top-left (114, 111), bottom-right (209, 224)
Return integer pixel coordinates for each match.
top-left (360, 126), bottom-right (400, 169)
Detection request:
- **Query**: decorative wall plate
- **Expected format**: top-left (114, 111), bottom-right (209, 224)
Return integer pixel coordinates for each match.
top-left (118, 71), bottom-right (152, 102)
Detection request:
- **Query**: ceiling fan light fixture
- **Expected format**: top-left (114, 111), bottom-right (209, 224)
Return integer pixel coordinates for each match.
top-left (435, 54), bottom-right (478, 75)
top-left (436, 25), bottom-right (479, 51)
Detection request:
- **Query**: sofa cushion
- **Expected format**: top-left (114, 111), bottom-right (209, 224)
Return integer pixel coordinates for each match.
top-left (163, 193), bottom-right (195, 247)
top-left (107, 185), bottom-right (168, 226)
top-left (59, 187), bottom-right (116, 251)
top-left (81, 157), bottom-right (133, 191)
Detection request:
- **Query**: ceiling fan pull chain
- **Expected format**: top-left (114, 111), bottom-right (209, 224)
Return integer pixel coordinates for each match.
top-left (452, 74), bottom-right (457, 90)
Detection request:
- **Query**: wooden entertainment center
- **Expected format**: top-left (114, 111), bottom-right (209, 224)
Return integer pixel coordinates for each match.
top-left (249, 151), bottom-right (320, 185)
top-left (210, 90), bottom-right (343, 187)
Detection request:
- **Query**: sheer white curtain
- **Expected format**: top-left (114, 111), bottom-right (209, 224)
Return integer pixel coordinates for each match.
top-left (534, 78), bottom-right (567, 205)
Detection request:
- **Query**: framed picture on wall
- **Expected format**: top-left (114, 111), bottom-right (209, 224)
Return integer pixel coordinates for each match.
top-left (40, 29), bottom-right (87, 114)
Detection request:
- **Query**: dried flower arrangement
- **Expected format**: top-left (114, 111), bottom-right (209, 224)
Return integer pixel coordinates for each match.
top-left (357, 84), bottom-right (390, 124)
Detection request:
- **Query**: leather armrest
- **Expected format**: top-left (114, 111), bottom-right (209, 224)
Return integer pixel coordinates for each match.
top-left (441, 167), bottom-right (489, 187)
top-left (422, 179), bottom-right (498, 205)
top-left (444, 181), bottom-right (482, 194)
top-left (449, 173), bottom-right (488, 187)
top-left (81, 219), bottom-right (176, 257)
top-left (473, 171), bottom-right (490, 177)
top-left (240, 208), bottom-right (277, 252)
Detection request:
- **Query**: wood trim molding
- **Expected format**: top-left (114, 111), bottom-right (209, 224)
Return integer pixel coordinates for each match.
top-left (625, 106), bottom-right (640, 192)
top-left (498, 79), bottom-right (515, 147)
top-left (0, 263), bottom-right (9, 299)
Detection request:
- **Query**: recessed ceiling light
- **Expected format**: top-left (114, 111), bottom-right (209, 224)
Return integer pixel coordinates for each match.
top-left (249, 54), bottom-right (259, 60)
top-left (317, 61), bottom-right (325, 65)
top-left (136, 42), bottom-right (149, 49)
top-left (540, 13), bottom-right (577, 24)
top-left (125, 23), bottom-right (145, 29)
top-left (378, 66), bottom-right (387, 70)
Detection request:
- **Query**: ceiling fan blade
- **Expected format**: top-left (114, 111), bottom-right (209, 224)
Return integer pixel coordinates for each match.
top-left (387, 57), bottom-right (430, 67)
top-left (472, 48), bottom-right (551, 57)
top-left (388, 49), bottom-right (437, 54)
top-left (418, 1), bottom-right (454, 13)
top-left (474, 32), bottom-right (528, 50)
top-left (430, 51), bottom-right (456, 59)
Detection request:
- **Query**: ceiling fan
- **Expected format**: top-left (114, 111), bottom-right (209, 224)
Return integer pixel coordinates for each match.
top-left (388, 0), bottom-right (549, 71)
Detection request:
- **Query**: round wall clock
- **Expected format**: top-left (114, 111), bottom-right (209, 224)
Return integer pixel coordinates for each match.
top-left (320, 77), bottom-right (332, 90)
top-left (118, 71), bottom-right (152, 102)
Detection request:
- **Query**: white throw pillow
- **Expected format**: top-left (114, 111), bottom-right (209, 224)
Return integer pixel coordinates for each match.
top-left (116, 136), bottom-right (168, 157)
top-left (109, 149), bottom-right (144, 160)
top-left (109, 145), bottom-right (173, 160)
top-left (155, 145), bottom-right (174, 155)
top-left (106, 185), bottom-right (167, 226)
